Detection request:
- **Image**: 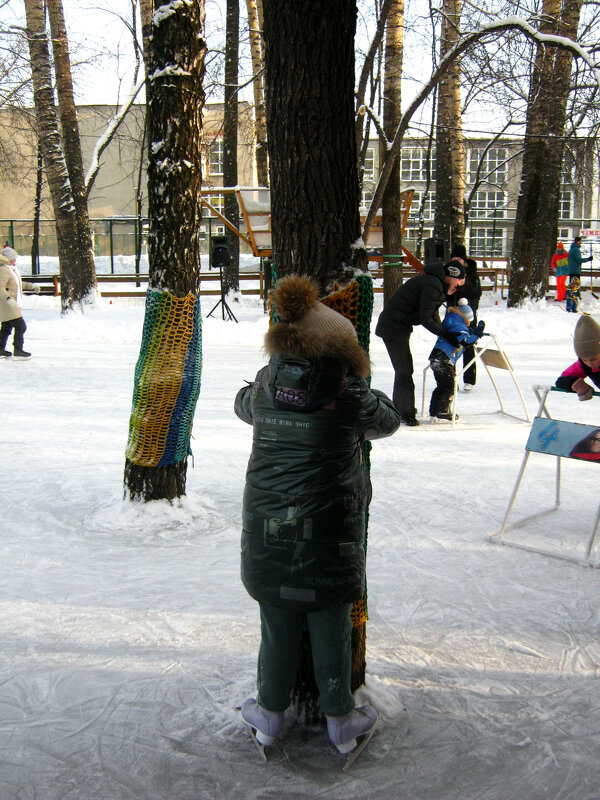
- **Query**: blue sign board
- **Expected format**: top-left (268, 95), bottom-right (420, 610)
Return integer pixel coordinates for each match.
top-left (526, 417), bottom-right (600, 462)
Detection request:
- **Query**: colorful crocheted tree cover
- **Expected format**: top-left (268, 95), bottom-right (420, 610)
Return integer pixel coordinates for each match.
top-left (269, 273), bottom-right (374, 721)
top-left (126, 289), bottom-right (202, 468)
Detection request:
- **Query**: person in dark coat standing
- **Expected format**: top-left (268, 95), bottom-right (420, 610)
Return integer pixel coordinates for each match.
top-left (235, 274), bottom-right (401, 758)
top-left (450, 244), bottom-right (482, 391)
top-left (567, 236), bottom-right (592, 280)
top-left (375, 258), bottom-right (466, 426)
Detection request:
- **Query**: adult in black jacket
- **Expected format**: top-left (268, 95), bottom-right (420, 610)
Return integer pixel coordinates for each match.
top-left (451, 245), bottom-right (483, 390)
top-left (235, 274), bottom-right (400, 757)
top-left (375, 259), bottom-right (466, 425)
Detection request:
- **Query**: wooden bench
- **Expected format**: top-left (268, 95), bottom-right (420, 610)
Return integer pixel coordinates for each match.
top-left (22, 271), bottom-right (266, 298)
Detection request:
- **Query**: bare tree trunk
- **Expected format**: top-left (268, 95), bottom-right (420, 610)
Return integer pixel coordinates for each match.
top-left (24, 0), bottom-right (95, 312)
top-left (508, 0), bottom-right (583, 306)
top-left (262, 0), bottom-right (364, 292)
top-left (46, 0), bottom-right (96, 300)
top-left (382, 0), bottom-right (404, 303)
top-left (31, 142), bottom-right (43, 275)
top-left (223, 0), bottom-right (240, 295)
top-left (434, 0), bottom-right (465, 249)
top-left (246, 0), bottom-right (269, 186)
top-left (124, 0), bottom-right (206, 501)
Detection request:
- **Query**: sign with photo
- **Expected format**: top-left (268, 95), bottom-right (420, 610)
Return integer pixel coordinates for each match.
top-left (526, 418), bottom-right (600, 462)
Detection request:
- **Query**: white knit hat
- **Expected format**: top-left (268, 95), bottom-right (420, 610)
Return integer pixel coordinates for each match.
top-left (573, 315), bottom-right (600, 360)
top-left (1, 246), bottom-right (18, 262)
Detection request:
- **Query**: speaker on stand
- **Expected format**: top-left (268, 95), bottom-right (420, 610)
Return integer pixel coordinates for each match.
top-left (206, 235), bottom-right (238, 322)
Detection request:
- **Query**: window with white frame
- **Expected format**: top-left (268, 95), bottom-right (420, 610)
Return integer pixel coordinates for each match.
top-left (360, 188), bottom-right (375, 214)
top-left (559, 190), bottom-right (572, 219)
top-left (401, 148), bottom-right (435, 182)
top-left (362, 147), bottom-right (376, 182)
top-left (403, 228), bottom-right (432, 246)
top-left (209, 140), bottom-right (224, 175)
top-left (202, 194), bottom-right (225, 235)
top-left (204, 194), bottom-right (224, 217)
top-left (469, 228), bottom-right (503, 256)
top-left (468, 147), bottom-right (507, 184)
top-left (470, 191), bottom-right (505, 219)
top-left (408, 191), bottom-right (435, 220)
top-left (561, 154), bottom-right (575, 184)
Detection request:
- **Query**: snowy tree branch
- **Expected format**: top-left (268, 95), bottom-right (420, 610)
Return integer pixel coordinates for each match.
top-left (362, 15), bottom-right (600, 242)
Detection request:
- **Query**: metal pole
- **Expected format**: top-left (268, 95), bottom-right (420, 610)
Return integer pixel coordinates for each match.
top-left (134, 218), bottom-right (140, 285)
top-left (109, 220), bottom-right (114, 275)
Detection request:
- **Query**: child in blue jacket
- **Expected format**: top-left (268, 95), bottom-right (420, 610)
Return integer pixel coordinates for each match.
top-left (428, 299), bottom-right (484, 420)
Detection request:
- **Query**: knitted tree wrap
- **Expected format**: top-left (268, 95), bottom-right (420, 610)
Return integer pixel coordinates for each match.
top-left (126, 289), bottom-right (202, 467)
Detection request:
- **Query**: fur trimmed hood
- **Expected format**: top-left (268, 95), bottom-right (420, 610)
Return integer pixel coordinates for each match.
top-left (265, 323), bottom-right (371, 378)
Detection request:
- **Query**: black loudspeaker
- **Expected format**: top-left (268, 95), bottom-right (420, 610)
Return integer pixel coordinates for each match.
top-left (211, 236), bottom-right (231, 269)
top-left (423, 238), bottom-right (447, 267)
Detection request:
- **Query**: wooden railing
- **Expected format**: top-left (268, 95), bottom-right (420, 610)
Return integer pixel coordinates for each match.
top-left (23, 261), bottom-right (600, 300)
top-left (22, 271), bottom-right (265, 298)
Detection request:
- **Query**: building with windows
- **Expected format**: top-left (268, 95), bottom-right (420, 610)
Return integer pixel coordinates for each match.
top-left (2, 104), bottom-right (598, 260)
top-left (360, 137), bottom-right (600, 257)
top-left (0, 103), bottom-right (255, 257)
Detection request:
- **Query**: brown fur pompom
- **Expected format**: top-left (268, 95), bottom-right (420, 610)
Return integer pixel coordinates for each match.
top-left (271, 275), bottom-right (318, 323)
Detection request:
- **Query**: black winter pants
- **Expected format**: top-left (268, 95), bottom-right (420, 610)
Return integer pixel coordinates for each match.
top-left (256, 602), bottom-right (354, 716)
top-left (0, 317), bottom-right (26, 351)
top-left (381, 330), bottom-right (416, 416)
top-left (462, 343), bottom-right (476, 386)
top-left (429, 351), bottom-right (456, 416)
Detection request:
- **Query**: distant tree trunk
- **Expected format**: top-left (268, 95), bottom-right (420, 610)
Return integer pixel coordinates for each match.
top-left (508, 0), bottom-right (582, 306)
top-left (137, 0), bottom-right (153, 278)
top-left (382, 0), bottom-right (404, 303)
top-left (262, 0), bottom-right (365, 292)
top-left (31, 143), bottom-right (43, 275)
top-left (223, 0), bottom-right (240, 295)
top-left (24, 0), bottom-right (96, 312)
top-left (355, 0), bottom-right (390, 153)
top-left (124, 0), bottom-right (205, 502)
top-left (246, 0), bottom-right (269, 186)
top-left (434, 0), bottom-right (465, 249)
top-left (46, 0), bottom-right (96, 300)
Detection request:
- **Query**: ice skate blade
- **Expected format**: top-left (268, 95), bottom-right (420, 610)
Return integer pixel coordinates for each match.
top-left (248, 726), bottom-right (268, 761)
top-left (341, 722), bottom-right (377, 771)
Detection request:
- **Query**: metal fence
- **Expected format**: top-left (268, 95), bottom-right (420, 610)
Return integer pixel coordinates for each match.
top-left (1, 216), bottom-right (245, 275)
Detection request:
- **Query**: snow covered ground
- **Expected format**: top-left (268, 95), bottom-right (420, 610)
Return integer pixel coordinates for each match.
top-left (1, 266), bottom-right (600, 800)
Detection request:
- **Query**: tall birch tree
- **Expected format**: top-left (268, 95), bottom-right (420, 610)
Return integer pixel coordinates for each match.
top-left (246, 0), bottom-right (268, 186)
top-left (24, 0), bottom-right (96, 311)
top-left (433, 0), bottom-right (465, 250)
top-left (381, 0), bottom-right (404, 301)
top-left (508, 0), bottom-right (584, 306)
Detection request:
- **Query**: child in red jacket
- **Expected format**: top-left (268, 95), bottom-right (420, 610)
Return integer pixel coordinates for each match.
top-left (550, 242), bottom-right (569, 302)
